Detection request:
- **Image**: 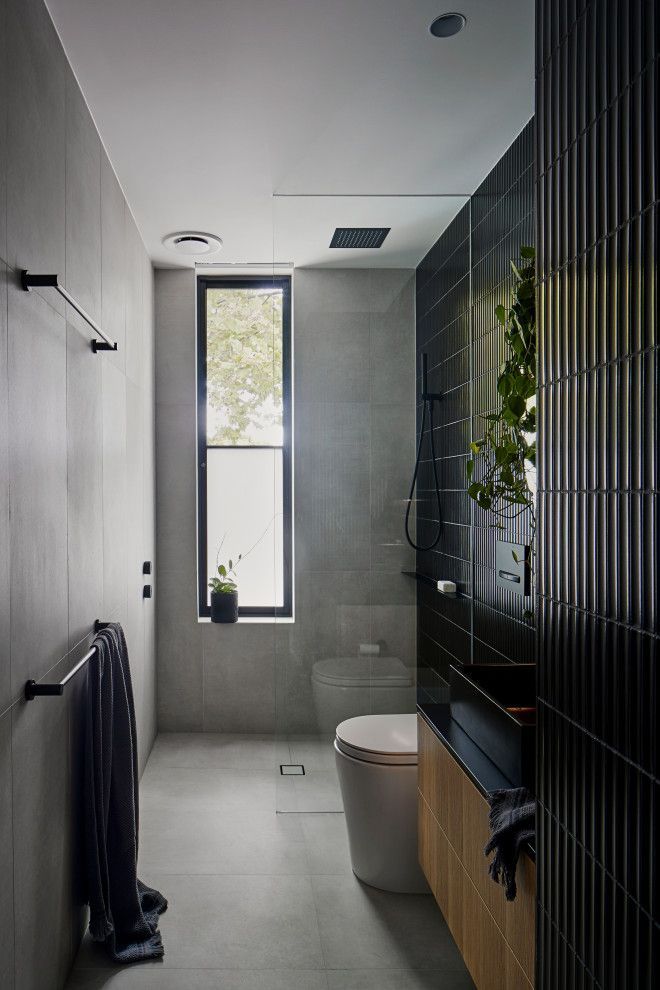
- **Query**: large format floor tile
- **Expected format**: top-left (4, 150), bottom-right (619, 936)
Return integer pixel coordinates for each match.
top-left (277, 769), bottom-right (344, 813)
top-left (139, 804), bottom-right (308, 876)
top-left (311, 875), bottom-right (469, 971)
top-left (140, 765), bottom-right (276, 817)
top-left (288, 734), bottom-right (337, 770)
top-left (327, 971), bottom-right (473, 989)
top-left (75, 875), bottom-right (324, 972)
top-left (299, 812), bottom-right (353, 876)
top-left (149, 731), bottom-right (291, 769)
top-left (65, 733), bottom-right (474, 989)
top-left (67, 971), bottom-right (329, 989)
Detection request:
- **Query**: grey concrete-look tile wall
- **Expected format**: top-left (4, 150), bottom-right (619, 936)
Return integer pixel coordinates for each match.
top-left (285, 270), bottom-right (416, 730)
top-left (139, 259), bottom-right (157, 770)
top-left (66, 320), bottom-right (103, 649)
top-left (124, 213), bottom-right (143, 386)
top-left (8, 280), bottom-right (69, 694)
top-left (65, 72), bottom-right (101, 323)
top-left (154, 269), bottom-right (204, 730)
top-left (0, 712), bottom-right (14, 990)
top-left (100, 154), bottom-right (126, 370)
top-left (101, 358), bottom-right (128, 622)
top-left (0, 1), bottom-right (157, 985)
top-left (0, 264), bottom-right (9, 715)
top-left (0, 0), bottom-right (7, 264)
top-left (155, 267), bottom-right (415, 733)
top-left (6, 0), bottom-right (66, 300)
top-left (11, 698), bottom-right (72, 990)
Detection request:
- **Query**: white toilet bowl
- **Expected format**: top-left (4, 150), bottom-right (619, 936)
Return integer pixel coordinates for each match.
top-left (334, 713), bottom-right (428, 893)
top-left (311, 657), bottom-right (415, 736)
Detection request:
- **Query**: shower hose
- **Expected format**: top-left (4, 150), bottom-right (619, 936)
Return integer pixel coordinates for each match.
top-left (404, 395), bottom-right (442, 551)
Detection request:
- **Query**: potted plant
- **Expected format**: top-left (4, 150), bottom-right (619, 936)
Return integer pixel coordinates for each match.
top-left (208, 555), bottom-right (242, 623)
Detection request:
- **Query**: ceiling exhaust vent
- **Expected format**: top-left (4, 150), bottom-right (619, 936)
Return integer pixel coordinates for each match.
top-left (330, 227), bottom-right (390, 249)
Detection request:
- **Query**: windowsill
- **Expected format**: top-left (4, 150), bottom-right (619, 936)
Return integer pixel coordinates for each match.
top-left (198, 616), bottom-right (295, 625)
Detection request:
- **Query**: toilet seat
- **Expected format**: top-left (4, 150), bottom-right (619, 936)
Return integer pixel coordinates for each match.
top-left (335, 713), bottom-right (418, 766)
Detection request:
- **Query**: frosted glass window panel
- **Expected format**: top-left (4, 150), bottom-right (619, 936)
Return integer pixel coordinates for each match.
top-left (206, 447), bottom-right (284, 609)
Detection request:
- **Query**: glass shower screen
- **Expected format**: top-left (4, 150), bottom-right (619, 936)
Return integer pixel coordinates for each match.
top-left (271, 193), bottom-right (469, 813)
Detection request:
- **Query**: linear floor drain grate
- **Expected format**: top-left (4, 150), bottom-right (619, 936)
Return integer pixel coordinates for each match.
top-left (280, 764), bottom-right (305, 775)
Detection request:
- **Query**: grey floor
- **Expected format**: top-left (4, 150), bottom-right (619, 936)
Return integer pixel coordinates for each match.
top-left (66, 734), bottom-right (474, 989)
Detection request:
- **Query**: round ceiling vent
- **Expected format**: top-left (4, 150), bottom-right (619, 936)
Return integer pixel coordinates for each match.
top-left (429, 12), bottom-right (466, 37)
top-left (162, 231), bottom-right (223, 255)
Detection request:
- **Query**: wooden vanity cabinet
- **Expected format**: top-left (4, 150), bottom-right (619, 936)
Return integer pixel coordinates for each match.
top-left (418, 715), bottom-right (536, 989)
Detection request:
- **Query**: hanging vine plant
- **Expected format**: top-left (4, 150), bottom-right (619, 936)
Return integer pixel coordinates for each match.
top-left (467, 244), bottom-right (536, 536)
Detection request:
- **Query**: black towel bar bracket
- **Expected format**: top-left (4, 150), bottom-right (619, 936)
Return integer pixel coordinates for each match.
top-left (21, 271), bottom-right (118, 353)
top-left (25, 620), bottom-right (112, 701)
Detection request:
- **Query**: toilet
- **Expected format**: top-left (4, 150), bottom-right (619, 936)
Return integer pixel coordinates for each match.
top-left (311, 656), bottom-right (415, 736)
top-left (334, 713), bottom-right (428, 893)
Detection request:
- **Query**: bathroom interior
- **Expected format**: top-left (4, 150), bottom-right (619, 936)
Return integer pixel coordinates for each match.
top-left (0, 1), bottom-right (657, 988)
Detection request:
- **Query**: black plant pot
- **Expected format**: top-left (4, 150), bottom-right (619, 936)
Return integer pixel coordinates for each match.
top-left (210, 590), bottom-right (239, 623)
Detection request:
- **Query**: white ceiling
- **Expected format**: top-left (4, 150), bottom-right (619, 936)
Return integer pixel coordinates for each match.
top-left (46, 0), bottom-right (534, 269)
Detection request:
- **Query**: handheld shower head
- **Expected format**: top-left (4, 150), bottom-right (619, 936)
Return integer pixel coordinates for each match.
top-left (419, 351), bottom-right (442, 401)
top-left (405, 351), bottom-right (443, 551)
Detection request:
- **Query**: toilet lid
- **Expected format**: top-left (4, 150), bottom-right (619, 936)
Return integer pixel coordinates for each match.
top-left (335, 713), bottom-right (418, 765)
top-left (312, 657), bottom-right (412, 688)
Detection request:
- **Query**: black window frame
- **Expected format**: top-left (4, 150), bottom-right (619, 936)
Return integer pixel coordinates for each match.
top-left (196, 275), bottom-right (293, 618)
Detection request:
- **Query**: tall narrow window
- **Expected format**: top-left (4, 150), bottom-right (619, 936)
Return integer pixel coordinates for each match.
top-left (197, 277), bottom-right (292, 617)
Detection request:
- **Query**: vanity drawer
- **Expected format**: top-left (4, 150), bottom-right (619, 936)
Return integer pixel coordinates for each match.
top-left (418, 714), bottom-right (464, 850)
top-left (420, 791), bottom-right (533, 990)
top-left (418, 714), bottom-right (536, 987)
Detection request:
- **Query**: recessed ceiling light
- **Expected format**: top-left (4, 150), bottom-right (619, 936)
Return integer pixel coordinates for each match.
top-left (429, 12), bottom-right (466, 38)
top-left (162, 231), bottom-right (223, 255)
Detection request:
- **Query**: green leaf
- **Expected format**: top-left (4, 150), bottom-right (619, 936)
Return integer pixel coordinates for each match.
top-left (495, 304), bottom-right (506, 326)
top-left (508, 394), bottom-right (526, 417)
top-left (466, 460), bottom-right (474, 479)
top-left (468, 482), bottom-right (482, 500)
top-left (470, 441), bottom-right (482, 455)
top-left (497, 374), bottom-right (512, 397)
top-left (218, 564), bottom-right (227, 577)
top-left (520, 245), bottom-right (535, 259)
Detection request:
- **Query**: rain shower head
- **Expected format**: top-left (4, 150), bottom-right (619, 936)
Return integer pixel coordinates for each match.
top-left (329, 228), bottom-right (391, 249)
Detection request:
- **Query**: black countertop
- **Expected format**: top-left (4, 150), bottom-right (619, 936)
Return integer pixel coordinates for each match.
top-left (418, 702), bottom-right (535, 861)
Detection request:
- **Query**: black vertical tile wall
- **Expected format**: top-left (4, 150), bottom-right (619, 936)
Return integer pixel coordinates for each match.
top-left (536, 2), bottom-right (658, 987)
top-left (415, 120), bottom-right (535, 704)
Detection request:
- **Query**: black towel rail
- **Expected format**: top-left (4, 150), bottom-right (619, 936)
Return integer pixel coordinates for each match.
top-left (21, 271), bottom-right (118, 353)
top-left (25, 620), bottom-right (112, 701)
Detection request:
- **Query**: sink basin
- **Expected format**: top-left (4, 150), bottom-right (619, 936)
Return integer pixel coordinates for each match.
top-left (449, 663), bottom-right (536, 790)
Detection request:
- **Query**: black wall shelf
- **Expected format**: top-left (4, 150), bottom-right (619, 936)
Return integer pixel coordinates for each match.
top-left (401, 571), bottom-right (458, 598)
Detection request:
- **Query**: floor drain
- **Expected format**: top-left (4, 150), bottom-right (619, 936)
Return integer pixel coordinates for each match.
top-left (280, 764), bottom-right (305, 775)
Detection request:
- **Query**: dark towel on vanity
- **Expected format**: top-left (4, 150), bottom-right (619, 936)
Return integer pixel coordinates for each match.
top-left (83, 622), bottom-right (167, 962)
top-left (484, 787), bottom-right (535, 901)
